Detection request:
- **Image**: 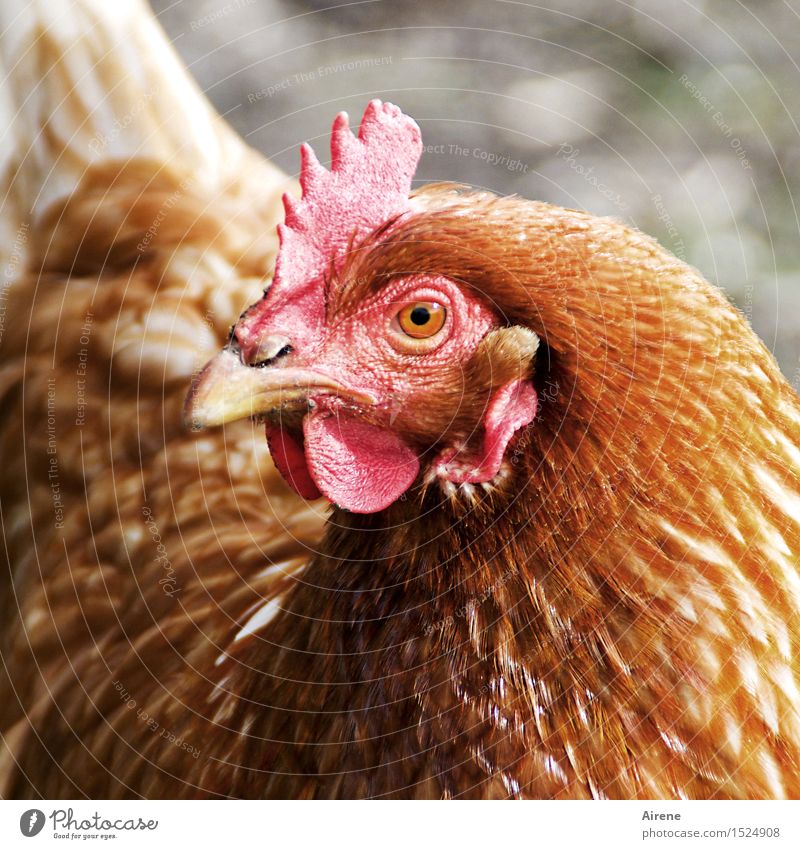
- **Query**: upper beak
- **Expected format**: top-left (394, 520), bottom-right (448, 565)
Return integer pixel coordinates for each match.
top-left (183, 347), bottom-right (375, 430)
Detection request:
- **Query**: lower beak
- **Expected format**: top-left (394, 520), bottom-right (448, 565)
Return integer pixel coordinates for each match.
top-left (183, 347), bottom-right (374, 430)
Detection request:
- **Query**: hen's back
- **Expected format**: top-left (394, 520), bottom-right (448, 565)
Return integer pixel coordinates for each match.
top-left (0, 0), bottom-right (323, 797)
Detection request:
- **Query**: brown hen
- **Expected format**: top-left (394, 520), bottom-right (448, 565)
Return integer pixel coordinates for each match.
top-left (2, 0), bottom-right (800, 801)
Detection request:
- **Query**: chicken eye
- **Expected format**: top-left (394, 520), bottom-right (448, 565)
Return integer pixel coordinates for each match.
top-left (397, 302), bottom-right (447, 339)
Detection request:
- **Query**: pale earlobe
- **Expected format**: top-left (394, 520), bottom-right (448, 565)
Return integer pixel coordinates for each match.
top-left (470, 325), bottom-right (540, 388)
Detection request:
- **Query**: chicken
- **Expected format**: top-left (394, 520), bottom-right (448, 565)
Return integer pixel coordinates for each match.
top-left (3, 0), bottom-right (800, 802)
top-left (183, 107), bottom-right (800, 799)
top-left (0, 0), bottom-right (323, 797)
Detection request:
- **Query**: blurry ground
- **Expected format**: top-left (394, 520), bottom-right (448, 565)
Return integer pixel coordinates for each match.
top-left (151, 0), bottom-right (800, 383)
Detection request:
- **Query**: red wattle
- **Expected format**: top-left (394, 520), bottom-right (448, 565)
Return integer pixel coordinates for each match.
top-left (265, 423), bottom-right (322, 500)
top-left (302, 410), bottom-right (420, 513)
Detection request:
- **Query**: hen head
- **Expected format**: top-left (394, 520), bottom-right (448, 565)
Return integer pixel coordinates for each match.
top-left (185, 101), bottom-right (540, 513)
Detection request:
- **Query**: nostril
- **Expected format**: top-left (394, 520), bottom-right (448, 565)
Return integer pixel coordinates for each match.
top-left (258, 343), bottom-right (293, 365)
top-left (245, 334), bottom-right (293, 368)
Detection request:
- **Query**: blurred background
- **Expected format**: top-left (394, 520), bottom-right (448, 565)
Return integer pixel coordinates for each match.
top-left (150, 0), bottom-right (800, 382)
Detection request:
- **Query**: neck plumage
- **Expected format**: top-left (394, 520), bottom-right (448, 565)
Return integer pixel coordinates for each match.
top-left (222, 330), bottom-right (800, 797)
top-left (221, 196), bottom-right (800, 798)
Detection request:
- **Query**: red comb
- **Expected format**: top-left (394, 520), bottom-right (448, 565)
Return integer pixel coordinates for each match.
top-left (235, 100), bottom-right (423, 354)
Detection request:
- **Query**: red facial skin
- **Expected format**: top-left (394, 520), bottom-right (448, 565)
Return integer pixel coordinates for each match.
top-left (235, 273), bottom-right (536, 513)
top-left (225, 101), bottom-right (537, 513)
top-left (283, 275), bottom-right (498, 423)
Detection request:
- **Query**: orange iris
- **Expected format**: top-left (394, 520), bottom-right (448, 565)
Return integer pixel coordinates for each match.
top-left (397, 302), bottom-right (447, 339)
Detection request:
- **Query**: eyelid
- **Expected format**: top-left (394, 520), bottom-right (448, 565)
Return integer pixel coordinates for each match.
top-left (388, 287), bottom-right (452, 313)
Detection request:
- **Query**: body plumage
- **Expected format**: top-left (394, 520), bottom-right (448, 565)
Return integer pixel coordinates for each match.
top-left (2, 0), bottom-right (800, 801)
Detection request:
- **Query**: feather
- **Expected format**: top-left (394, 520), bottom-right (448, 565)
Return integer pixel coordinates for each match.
top-left (0, 0), bottom-right (323, 797)
top-left (3, 4), bottom-right (800, 802)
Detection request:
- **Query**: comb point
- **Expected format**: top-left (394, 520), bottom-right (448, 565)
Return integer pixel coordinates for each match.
top-left (299, 142), bottom-right (325, 194)
top-left (256, 102), bottom-right (423, 328)
top-left (359, 99), bottom-right (382, 135)
top-left (282, 192), bottom-right (299, 224)
top-left (331, 111), bottom-right (357, 171)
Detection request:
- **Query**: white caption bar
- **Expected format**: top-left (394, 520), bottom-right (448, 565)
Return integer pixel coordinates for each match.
top-left (0, 799), bottom-right (796, 848)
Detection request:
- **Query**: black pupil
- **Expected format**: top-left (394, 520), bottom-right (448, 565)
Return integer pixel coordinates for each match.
top-left (410, 306), bottom-right (431, 326)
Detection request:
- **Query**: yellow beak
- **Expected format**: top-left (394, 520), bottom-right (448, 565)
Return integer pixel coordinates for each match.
top-left (183, 347), bottom-right (375, 430)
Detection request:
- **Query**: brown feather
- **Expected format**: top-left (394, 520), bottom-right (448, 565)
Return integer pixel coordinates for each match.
top-left (6, 181), bottom-right (800, 798)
